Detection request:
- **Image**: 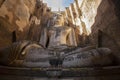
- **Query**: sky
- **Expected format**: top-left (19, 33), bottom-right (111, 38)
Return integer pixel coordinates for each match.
top-left (43, 0), bottom-right (74, 11)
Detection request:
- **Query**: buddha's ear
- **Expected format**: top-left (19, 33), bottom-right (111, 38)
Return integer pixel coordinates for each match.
top-left (61, 17), bottom-right (64, 26)
top-left (62, 20), bottom-right (64, 26)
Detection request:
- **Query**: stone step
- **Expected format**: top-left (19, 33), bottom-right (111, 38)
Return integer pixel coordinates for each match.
top-left (0, 66), bottom-right (120, 80)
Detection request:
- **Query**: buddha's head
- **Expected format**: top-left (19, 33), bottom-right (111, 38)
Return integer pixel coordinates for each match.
top-left (53, 13), bottom-right (64, 26)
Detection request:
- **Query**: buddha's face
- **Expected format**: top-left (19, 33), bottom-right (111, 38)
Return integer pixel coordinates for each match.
top-left (54, 14), bottom-right (64, 26)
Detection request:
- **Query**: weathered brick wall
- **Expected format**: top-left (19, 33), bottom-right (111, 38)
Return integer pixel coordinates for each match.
top-left (80, 0), bottom-right (102, 35)
top-left (0, 0), bottom-right (52, 48)
top-left (90, 0), bottom-right (120, 63)
top-left (0, 0), bottom-right (36, 48)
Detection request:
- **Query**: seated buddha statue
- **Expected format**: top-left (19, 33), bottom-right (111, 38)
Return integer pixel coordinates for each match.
top-left (0, 13), bottom-right (114, 68)
top-left (39, 13), bottom-right (77, 50)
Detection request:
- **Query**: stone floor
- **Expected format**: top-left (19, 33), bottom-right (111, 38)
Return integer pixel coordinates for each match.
top-left (0, 66), bottom-right (120, 80)
top-left (1, 75), bottom-right (120, 80)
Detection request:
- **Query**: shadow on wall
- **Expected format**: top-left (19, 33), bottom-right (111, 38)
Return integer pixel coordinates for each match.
top-left (112, 0), bottom-right (120, 20)
top-left (0, 0), bottom-right (5, 7)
